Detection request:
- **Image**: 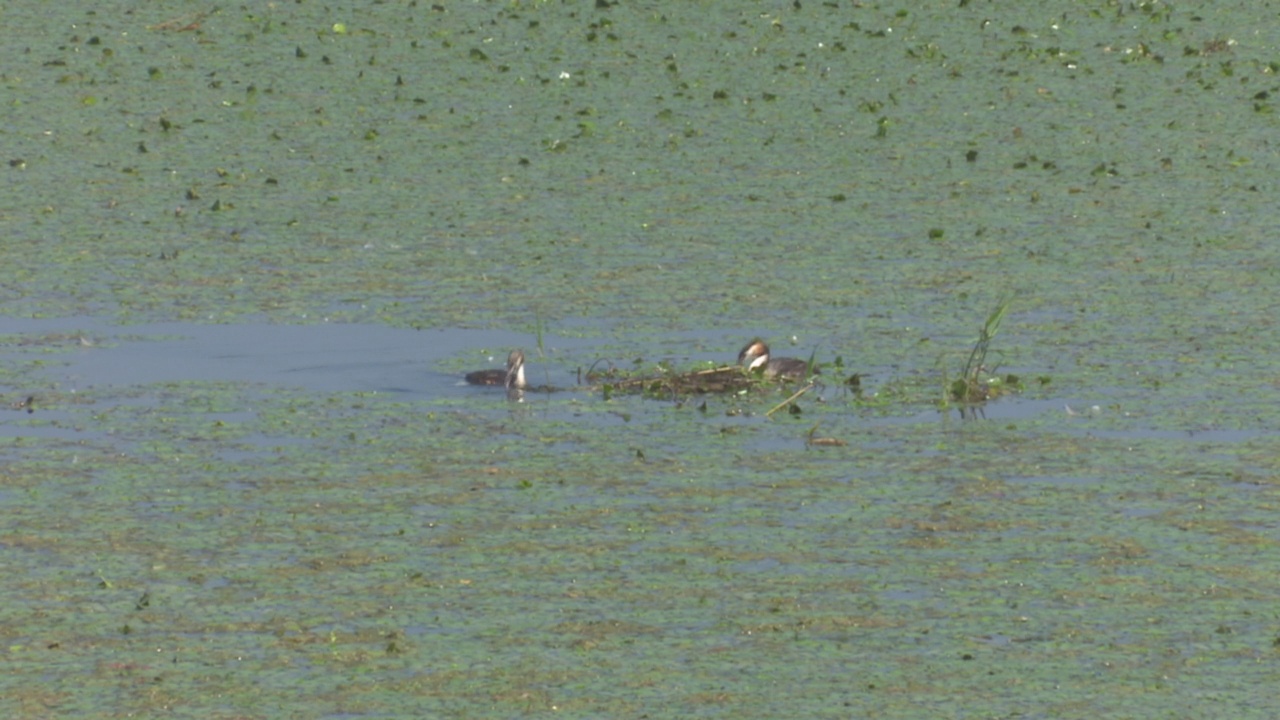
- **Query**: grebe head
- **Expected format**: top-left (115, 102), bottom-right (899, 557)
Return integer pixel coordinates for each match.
top-left (737, 338), bottom-right (771, 371)
top-left (737, 338), bottom-right (815, 380)
top-left (505, 349), bottom-right (527, 390)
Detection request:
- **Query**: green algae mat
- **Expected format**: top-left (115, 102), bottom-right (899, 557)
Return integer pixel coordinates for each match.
top-left (4, 1), bottom-right (1280, 717)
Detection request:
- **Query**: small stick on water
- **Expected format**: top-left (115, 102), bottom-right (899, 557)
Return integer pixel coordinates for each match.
top-left (534, 309), bottom-right (545, 356)
top-left (765, 382), bottom-right (815, 417)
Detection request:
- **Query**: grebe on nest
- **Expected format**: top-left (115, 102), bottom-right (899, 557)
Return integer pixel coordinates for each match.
top-left (737, 338), bottom-right (816, 381)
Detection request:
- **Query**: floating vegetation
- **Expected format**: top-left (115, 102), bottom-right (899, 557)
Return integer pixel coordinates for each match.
top-left (572, 338), bottom-right (836, 405)
top-left (580, 348), bottom-right (829, 402)
top-left (947, 295), bottom-right (1022, 406)
top-left (592, 363), bottom-right (760, 399)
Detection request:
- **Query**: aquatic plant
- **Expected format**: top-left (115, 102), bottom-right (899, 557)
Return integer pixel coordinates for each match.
top-left (947, 295), bottom-right (1016, 405)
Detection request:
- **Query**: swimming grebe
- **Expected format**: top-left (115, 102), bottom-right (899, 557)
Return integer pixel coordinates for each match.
top-left (465, 349), bottom-right (527, 390)
top-left (737, 338), bottom-right (815, 381)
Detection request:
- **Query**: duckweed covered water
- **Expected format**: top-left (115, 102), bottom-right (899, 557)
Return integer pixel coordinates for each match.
top-left (4, 1), bottom-right (1280, 718)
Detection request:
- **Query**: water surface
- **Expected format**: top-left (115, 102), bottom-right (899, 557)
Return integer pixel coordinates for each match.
top-left (4, 1), bottom-right (1280, 718)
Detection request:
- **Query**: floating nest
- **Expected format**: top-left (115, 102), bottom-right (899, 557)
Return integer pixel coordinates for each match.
top-left (586, 364), bottom-right (761, 397)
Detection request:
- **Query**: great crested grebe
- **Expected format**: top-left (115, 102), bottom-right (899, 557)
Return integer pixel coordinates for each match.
top-left (465, 349), bottom-right (527, 390)
top-left (737, 338), bottom-right (816, 381)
